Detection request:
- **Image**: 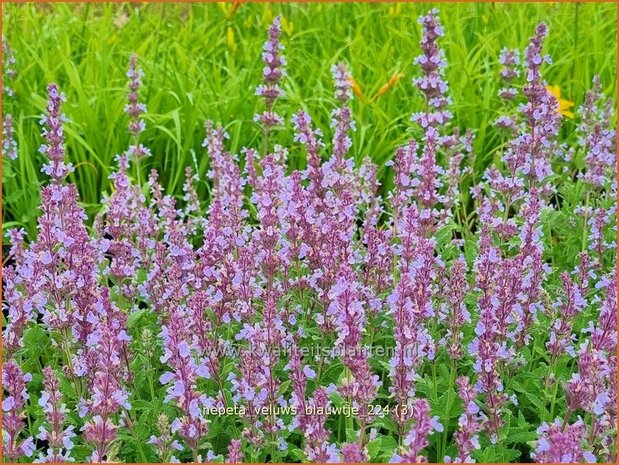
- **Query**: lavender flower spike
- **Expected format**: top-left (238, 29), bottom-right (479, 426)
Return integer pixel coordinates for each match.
top-left (330, 62), bottom-right (356, 164)
top-left (39, 83), bottom-right (74, 182)
top-left (255, 16), bottom-right (286, 129)
top-left (35, 367), bottom-right (76, 463)
top-left (498, 48), bottom-right (520, 100)
top-left (125, 53), bottom-right (151, 158)
top-left (392, 399), bottom-right (442, 463)
top-left (2, 361), bottom-right (35, 461)
top-left (226, 439), bottom-right (244, 463)
top-left (332, 62), bottom-right (353, 103)
top-left (2, 35), bottom-right (17, 97)
top-left (2, 113), bottom-right (17, 160)
top-left (532, 419), bottom-right (596, 463)
top-left (412, 9), bottom-right (452, 129)
top-left (448, 376), bottom-right (483, 463)
top-left (2, 37), bottom-right (18, 160)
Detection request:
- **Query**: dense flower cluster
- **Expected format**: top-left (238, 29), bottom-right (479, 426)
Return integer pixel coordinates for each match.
top-left (2, 11), bottom-right (616, 464)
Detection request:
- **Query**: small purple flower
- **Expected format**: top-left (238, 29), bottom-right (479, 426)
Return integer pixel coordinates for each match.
top-left (149, 414), bottom-right (184, 462)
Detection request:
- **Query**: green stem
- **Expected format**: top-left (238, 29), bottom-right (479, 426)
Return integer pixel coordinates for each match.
top-left (147, 357), bottom-right (156, 402)
top-left (440, 360), bottom-right (456, 460)
top-left (431, 363), bottom-right (438, 403)
top-left (126, 408), bottom-right (148, 463)
top-left (343, 366), bottom-right (354, 434)
top-left (136, 152), bottom-right (142, 189)
top-left (581, 190), bottom-right (590, 252)
top-left (549, 371), bottom-right (560, 421)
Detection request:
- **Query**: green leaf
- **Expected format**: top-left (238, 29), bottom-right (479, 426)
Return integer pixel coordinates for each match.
top-left (505, 427), bottom-right (538, 445)
top-left (128, 308), bottom-right (150, 329)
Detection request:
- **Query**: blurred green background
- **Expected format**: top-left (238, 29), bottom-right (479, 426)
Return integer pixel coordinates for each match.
top-left (2, 2), bottom-right (617, 239)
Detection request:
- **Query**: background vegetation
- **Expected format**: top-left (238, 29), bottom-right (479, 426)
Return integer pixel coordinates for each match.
top-left (2, 1), bottom-right (617, 238)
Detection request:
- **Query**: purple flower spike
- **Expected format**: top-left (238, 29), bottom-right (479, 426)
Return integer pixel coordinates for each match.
top-left (226, 439), bottom-right (244, 463)
top-left (292, 110), bottom-right (324, 194)
top-left (498, 48), bottom-right (520, 100)
top-left (439, 257), bottom-right (471, 359)
top-left (3, 35), bottom-right (17, 97)
top-left (40, 83), bottom-right (73, 182)
top-left (532, 419), bottom-right (595, 463)
top-left (412, 9), bottom-right (452, 129)
top-left (341, 442), bottom-right (368, 463)
top-left (332, 62), bottom-right (353, 102)
top-left (329, 266), bottom-right (381, 427)
top-left (2, 113), bottom-right (17, 160)
top-left (2, 361), bottom-right (35, 461)
top-left (159, 306), bottom-right (209, 457)
top-left (546, 272), bottom-right (586, 359)
top-left (393, 399), bottom-right (441, 463)
top-left (126, 54), bottom-right (145, 130)
top-left (255, 16), bottom-right (286, 129)
top-left (125, 54), bottom-right (151, 158)
top-left (78, 290), bottom-right (132, 462)
top-left (491, 21), bottom-right (559, 204)
top-left (35, 367), bottom-right (75, 463)
top-left (578, 76), bottom-right (616, 188)
top-left (450, 376), bottom-right (483, 463)
top-left (304, 388), bottom-right (340, 462)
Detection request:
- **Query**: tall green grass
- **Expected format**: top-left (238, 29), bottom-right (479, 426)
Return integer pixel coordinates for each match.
top-left (2, 2), bottom-right (617, 238)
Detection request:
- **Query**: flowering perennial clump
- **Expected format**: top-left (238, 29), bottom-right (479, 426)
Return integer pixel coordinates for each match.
top-left (2, 10), bottom-right (617, 464)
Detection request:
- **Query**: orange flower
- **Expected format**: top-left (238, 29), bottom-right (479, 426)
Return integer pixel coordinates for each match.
top-left (388, 71), bottom-right (404, 87)
top-left (227, 2), bottom-right (241, 20)
top-left (372, 71), bottom-right (404, 101)
top-left (349, 77), bottom-right (365, 102)
top-left (546, 85), bottom-right (574, 119)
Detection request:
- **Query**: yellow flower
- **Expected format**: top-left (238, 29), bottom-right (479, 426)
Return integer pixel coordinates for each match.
top-left (281, 17), bottom-right (294, 36)
top-left (261, 7), bottom-right (273, 27)
top-left (388, 3), bottom-right (403, 16)
top-left (546, 85), bottom-right (574, 119)
top-left (227, 26), bottom-right (237, 54)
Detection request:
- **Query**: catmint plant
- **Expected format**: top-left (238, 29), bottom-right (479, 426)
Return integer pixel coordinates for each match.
top-left (1, 9), bottom-right (616, 465)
